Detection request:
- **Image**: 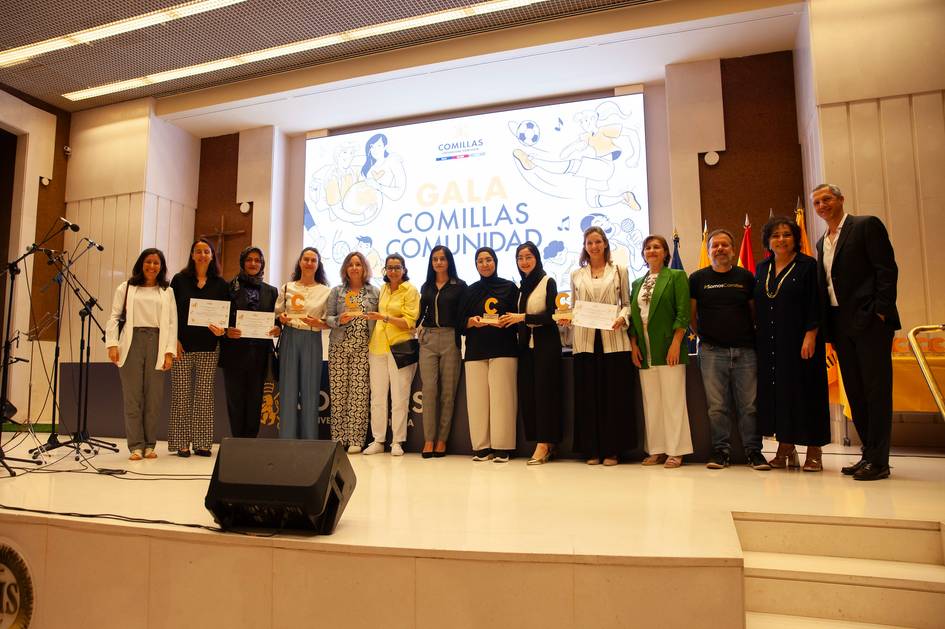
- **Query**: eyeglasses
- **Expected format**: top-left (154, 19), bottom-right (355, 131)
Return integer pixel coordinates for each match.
top-left (385, 265), bottom-right (403, 271)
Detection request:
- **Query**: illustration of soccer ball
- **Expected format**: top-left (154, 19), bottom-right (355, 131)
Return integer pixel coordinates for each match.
top-left (515, 120), bottom-right (541, 146)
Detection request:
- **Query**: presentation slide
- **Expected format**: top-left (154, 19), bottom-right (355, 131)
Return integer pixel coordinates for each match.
top-left (303, 92), bottom-right (649, 293)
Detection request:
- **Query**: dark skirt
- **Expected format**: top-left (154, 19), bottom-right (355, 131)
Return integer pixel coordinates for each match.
top-left (573, 331), bottom-right (637, 458)
top-left (518, 337), bottom-right (563, 443)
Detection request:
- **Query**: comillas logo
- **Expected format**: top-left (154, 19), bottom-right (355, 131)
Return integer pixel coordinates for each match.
top-left (435, 138), bottom-right (485, 162)
top-left (0, 541), bottom-right (33, 629)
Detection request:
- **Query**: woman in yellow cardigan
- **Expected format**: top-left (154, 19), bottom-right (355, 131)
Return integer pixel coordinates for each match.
top-left (629, 235), bottom-right (692, 468)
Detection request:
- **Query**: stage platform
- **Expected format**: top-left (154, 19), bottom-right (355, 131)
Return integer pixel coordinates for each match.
top-left (1, 433), bottom-right (943, 629)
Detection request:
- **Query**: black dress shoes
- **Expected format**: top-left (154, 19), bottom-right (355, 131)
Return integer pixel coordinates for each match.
top-left (853, 463), bottom-right (891, 481)
top-left (841, 459), bottom-right (867, 476)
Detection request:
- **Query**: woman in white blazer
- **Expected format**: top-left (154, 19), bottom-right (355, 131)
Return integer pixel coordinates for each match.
top-left (105, 249), bottom-right (178, 461)
top-left (564, 226), bottom-right (638, 465)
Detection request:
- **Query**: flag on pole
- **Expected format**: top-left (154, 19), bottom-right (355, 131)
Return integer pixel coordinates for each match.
top-left (698, 220), bottom-right (710, 269)
top-left (737, 214), bottom-right (755, 271)
top-left (671, 230), bottom-right (699, 355)
top-left (796, 201), bottom-right (850, 417)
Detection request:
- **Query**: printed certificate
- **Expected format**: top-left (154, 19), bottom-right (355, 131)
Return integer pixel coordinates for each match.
top-left (572, 300), bottom-right (620, 330)
top-left (187, 298), bottom-right (230, 328)
top-left (235, 310), bottom-right (276, 339)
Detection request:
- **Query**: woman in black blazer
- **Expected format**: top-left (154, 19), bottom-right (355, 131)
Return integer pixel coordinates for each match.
top-left (220, 247), bottom-right (279, 438)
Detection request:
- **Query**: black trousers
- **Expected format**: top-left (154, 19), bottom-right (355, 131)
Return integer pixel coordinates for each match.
top-left (518, 343), bottom-right (563, 443)
top-left (830, 309), bottom-right (894, 467)
top-left (222, 347), bottom-right (269, 439)
top-left (573, 331), bottom-right (636, 459)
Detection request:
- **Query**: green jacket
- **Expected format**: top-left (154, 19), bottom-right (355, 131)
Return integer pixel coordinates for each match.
top-left (629, 267), bottom-right (690, 368)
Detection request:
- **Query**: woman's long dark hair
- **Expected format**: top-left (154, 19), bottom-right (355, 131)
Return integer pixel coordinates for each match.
top-left (181, 238), bottom-right (221, 278)
top-left (422, 245), bottom-right (459, 290)
top-left (129, 248), bottom-right (169, 288)
top-left (291, 247), bottom-right (328, 284)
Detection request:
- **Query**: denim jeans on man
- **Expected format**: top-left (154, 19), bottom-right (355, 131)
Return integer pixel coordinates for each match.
top-left (699, 342), bottom-right (762, 455)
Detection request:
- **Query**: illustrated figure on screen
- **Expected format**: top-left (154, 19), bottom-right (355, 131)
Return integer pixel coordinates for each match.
top-left (340, 133), bottom-right (406, 226)
top-left (355, 235), bottom-right (383, 281)
top-left (306, 143), bottom-right (359, 221)
top-left (512, 101), bottom-right (643, 211)
top-left (542, 240), bottom-right (580, 293)
top-left (579, 213), bottom-right (645, 275)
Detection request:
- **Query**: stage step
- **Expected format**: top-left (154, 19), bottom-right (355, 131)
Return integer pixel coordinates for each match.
top-left (746, 611), bottom-right (913, 629)
top-left (733, 512), bottom-right (944, 565)
top-left (743, 551), bottom-right (945, 629)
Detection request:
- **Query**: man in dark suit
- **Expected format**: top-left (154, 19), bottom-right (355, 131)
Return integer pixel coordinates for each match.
top-left (813, 184), bottom-right (900, 481)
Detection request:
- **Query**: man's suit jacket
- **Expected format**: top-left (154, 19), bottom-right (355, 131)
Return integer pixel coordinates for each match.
top-left (816, 214), bottom-right (900, 342)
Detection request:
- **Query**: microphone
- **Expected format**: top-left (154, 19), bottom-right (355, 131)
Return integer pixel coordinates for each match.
top-left (59, 217), bottom-right (80, 232)
top-left (84, 237), bottom-right (105, 251)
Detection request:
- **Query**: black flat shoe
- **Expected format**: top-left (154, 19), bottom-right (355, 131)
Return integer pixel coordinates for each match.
top-left (194, 449), bottom-right (212, 457)
top-left (177, 450), bottom-right (191, 458)
top-left (841, 459), bottom-right (868, 476)
top-left (421, 451), bottom-right (434, 459)
top-left (853, 463), bottom-right (890, 481)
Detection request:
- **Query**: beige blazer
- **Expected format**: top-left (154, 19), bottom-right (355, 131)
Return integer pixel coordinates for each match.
top-left (105, 282), bottom-right (178, 369)
top-left (569, 263), bottom-right (632, 354)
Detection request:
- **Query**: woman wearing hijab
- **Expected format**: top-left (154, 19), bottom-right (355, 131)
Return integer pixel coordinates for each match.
top-left (458, 247), bottom-right (520, 462)
top-left (500, 242), bottom-right (562, 465)
top-left (219, 246), bottom-right (279, 439)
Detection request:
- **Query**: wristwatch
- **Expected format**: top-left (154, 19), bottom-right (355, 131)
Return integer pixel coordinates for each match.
top-left (384, 315), bottom-right (390, 323)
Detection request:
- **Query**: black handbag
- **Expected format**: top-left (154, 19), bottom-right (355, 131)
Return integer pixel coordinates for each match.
top-left (117, 283), bottom-right (130, 336)
top-left (389, 339), bottom-right (419, 369)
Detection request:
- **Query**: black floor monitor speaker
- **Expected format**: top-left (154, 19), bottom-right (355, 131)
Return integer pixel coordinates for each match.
top-left (205, 438), bottom-right (356, 534)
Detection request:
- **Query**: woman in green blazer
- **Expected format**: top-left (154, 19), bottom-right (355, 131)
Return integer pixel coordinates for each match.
top-left (629, 235), bottom-right (693, 468)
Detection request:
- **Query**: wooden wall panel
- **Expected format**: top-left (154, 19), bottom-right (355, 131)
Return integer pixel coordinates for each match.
top-left (912, 92), bottom-right (945, 324)
top-left (848, 101), bottom-right (886, 222)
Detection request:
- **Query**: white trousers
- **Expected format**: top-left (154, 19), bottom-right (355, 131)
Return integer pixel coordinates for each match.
top-left (465, 357), bottom-right (518, 451)
top-left (369, 352), bottom-right (417, 444)
top-left (639, 364), bottom-right (693, 456)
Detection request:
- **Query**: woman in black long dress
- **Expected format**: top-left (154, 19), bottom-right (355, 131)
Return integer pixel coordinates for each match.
top-left (754, 217), bottom-right (830, 471)
top-left (499, 242), bottom-right (562, 464)
top-left (220, 246), bottom-right (279, 439)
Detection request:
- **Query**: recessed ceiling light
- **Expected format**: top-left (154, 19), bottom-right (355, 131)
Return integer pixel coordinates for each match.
top-left (0, 0), bottom-right (248, 68)
top-left (63, 0), bottom-right (545, 101)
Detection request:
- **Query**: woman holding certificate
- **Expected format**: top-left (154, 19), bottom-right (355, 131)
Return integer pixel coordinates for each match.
top-left (106, 248), bottom-right (177, 461)
top-left (325, 251), bottom-right (380, 453)
top-left (499, 242), bottom-right (562, 465)
top-left (363, 254), bottom-right (420, 456)
top-left (220, 247), bottom-right (279, 439)
top-left (567, 226), bottom-right (636, 465)
top-left (275, 247), bottom-right (331, 440)
top-left (459, 247), bottom-right (519, 463)
top-left (170, 238), bottom-right (229, 457)
top-left (629, 235), bottom-right (692, 469)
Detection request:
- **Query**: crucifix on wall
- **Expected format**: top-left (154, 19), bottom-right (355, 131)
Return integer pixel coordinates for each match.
top-left (200, 215), bottom-right (246, 269)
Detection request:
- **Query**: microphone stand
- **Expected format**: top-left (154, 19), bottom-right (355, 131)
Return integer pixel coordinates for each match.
top-left (0, 226), bottom-right (67, 475)
top-left (35, 242), bottom-right (118, 459)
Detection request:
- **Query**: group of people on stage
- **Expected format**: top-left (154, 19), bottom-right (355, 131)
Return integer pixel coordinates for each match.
top-left (105, 183), bottom-right (899, 480)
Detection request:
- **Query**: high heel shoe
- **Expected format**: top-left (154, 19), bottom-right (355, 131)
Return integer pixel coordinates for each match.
top-left (768, 444), bottom-right (799, 469)
top-left (527, 444), bottom-right (555, 466)
top-left (421, 441), bottom-right (434, 459)
top-left (803, 447), bottom-right (823, 472)
top-left (433, 441), bottom-right (447, 458)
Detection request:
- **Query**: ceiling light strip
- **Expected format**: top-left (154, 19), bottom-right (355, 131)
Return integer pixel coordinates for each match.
top-left (62, 0), bottom-right (547, 101)
top-left (0, 0), bottom-right (248, 68)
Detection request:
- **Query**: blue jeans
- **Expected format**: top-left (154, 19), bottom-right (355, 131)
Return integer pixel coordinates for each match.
top-left (278, 326), bottom-right (323, 439)
top-left (698, 343), bottom-right (762, 455)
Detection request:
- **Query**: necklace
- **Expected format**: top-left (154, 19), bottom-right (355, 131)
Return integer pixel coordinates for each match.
top-left (765, 259), bottom-right (797, 298)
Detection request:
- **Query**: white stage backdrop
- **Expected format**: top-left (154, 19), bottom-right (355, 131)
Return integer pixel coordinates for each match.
top-left (303, 93), bottom-right (649, 292)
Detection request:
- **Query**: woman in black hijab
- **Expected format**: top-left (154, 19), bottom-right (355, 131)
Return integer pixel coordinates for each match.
top-left (458, 246), bottom-right (519, 462)
top-left (500, 242), bottom-right (562, 464)
top-left (219, 246), bottom-right (279, 438)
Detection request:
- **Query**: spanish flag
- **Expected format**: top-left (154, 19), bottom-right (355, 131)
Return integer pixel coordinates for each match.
top-left (698, 220), bottom-right (710, 269)
top-left (737, 214), bottom-right (755, 270)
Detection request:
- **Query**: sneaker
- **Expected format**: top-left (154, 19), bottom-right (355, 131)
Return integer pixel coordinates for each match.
top-left (706, 450), bottom-right (730, 469)
top-left (347, 445), bottom-right (362, 454)
top-left (391, 443), bottom-right (404, 457)
top-left (472, 449), bottom-right (494, 462)
top-left (492, 452), bottom-right (510, 463)
top-left (363, 441), bottom-right (385, 455)
top-left (747, 450), bottom-right (772, 470)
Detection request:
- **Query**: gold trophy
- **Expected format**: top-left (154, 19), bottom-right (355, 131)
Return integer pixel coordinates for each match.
top-left (482, 297), bottom-right (500, 324)
top-left (344, 290), bottom-right (363, 316)
top-left (552, 292), bottom-right (572, 321)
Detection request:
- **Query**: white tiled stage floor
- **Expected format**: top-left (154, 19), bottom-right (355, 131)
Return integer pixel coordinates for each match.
top-left (2, 432), bottom-right (944, 629)
top-left (2, 432), bottom-right (943, 558)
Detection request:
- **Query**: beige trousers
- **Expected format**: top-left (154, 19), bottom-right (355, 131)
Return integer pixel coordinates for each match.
top-left (464, 357), bottom-right (518, 452)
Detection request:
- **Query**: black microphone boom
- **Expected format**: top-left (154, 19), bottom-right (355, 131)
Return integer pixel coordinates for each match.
top-left (58, 217), bottom-right (80, 232)
top-left (84, 238), bottom-right (105, 251)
